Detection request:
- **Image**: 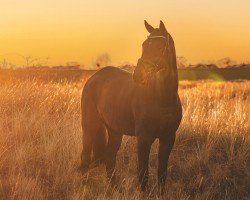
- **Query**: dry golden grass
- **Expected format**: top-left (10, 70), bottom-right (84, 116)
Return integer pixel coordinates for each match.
top-left (0, 79), bottom-right (249, 200)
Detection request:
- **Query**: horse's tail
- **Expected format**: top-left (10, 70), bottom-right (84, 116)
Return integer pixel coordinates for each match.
top-left (79, 87), bottom-right (107, 172)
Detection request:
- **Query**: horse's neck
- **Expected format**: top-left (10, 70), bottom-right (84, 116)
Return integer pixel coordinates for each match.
top-left (148, 68), bottom-right (178, 106)
top-left (155, 35), bottom-right (178, 105)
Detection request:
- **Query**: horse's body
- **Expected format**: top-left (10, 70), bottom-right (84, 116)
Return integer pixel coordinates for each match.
top-left (80, 21), bottom-right (182, 193)
top-left (82, 66), bottom-right (181, 137)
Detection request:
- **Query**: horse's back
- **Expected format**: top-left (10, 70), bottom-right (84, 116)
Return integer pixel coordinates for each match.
top-left (83, 66), bottom-right (132, 98)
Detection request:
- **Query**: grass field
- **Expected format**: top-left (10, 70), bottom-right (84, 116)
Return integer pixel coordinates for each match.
top-left (0, 77), bottom-right (249, 199)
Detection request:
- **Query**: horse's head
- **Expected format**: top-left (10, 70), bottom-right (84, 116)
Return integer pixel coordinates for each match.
top-left (133, 20), bottom-right (176, 84)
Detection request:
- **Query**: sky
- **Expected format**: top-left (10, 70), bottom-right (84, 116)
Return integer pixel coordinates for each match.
top-left (1, 0), bottom-right (250, 67)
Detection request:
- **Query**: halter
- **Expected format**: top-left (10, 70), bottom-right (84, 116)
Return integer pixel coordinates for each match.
top-left (138, 34), bottom-right (170, 72)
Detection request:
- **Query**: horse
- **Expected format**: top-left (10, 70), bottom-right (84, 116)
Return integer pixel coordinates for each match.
top-left (79, 20), bottom-right (182, 194)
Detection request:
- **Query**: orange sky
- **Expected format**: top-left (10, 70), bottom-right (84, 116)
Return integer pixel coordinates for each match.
top-left (1, 0), bottom-right (250, 68)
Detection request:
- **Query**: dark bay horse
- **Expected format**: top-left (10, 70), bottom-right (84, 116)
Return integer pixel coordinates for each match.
top-left (79, 20), bottom-right (182, 193)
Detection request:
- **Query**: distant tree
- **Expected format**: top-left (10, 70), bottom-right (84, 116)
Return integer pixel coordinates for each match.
top-left (177, 56), bottom-right (189, 68)
top-left (93, 53), bottom-right (112, 69)
top-left (216, 57), bottom-right (237, 68)
top-left (0, 59), bottom-right (16, 69)
top-left (66, 61), bottom-right (80, 67)
top-left (0, 59), bottom-right (8, 69)
top-left (22, 56), bottom-right (50, 68)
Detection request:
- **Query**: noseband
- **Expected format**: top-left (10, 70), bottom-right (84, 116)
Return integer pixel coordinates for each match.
top-left (138, 34), bottom-right (170, 72)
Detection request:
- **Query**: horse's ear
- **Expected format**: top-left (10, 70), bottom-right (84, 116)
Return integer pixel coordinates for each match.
top-left (144, 20), bottom-right (154, 33)
top-left (159, 20), bottom-right (167, 33)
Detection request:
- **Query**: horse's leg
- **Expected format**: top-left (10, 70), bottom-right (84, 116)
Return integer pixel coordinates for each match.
top-left (104, 129), bottom-right (122, 184)
top-left (158, 132), bottom-right (176, 195)
top-left (92, 122), bottom-right (107, 166)
top-left (79, 126), bottom-right (92, 173)
top-left (137, 134), bottom-right (155, 191)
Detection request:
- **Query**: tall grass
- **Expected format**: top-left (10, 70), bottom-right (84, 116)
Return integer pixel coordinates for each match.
top-left (0, 79), bottom-right (249, 199)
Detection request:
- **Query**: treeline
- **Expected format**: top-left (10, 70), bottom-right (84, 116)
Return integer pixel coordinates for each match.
top-left (1, 67), bottom-right (249, 83)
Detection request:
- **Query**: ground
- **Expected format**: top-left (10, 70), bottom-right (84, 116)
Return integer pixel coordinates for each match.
top-left (0, 78), bottom-right (249, 199)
